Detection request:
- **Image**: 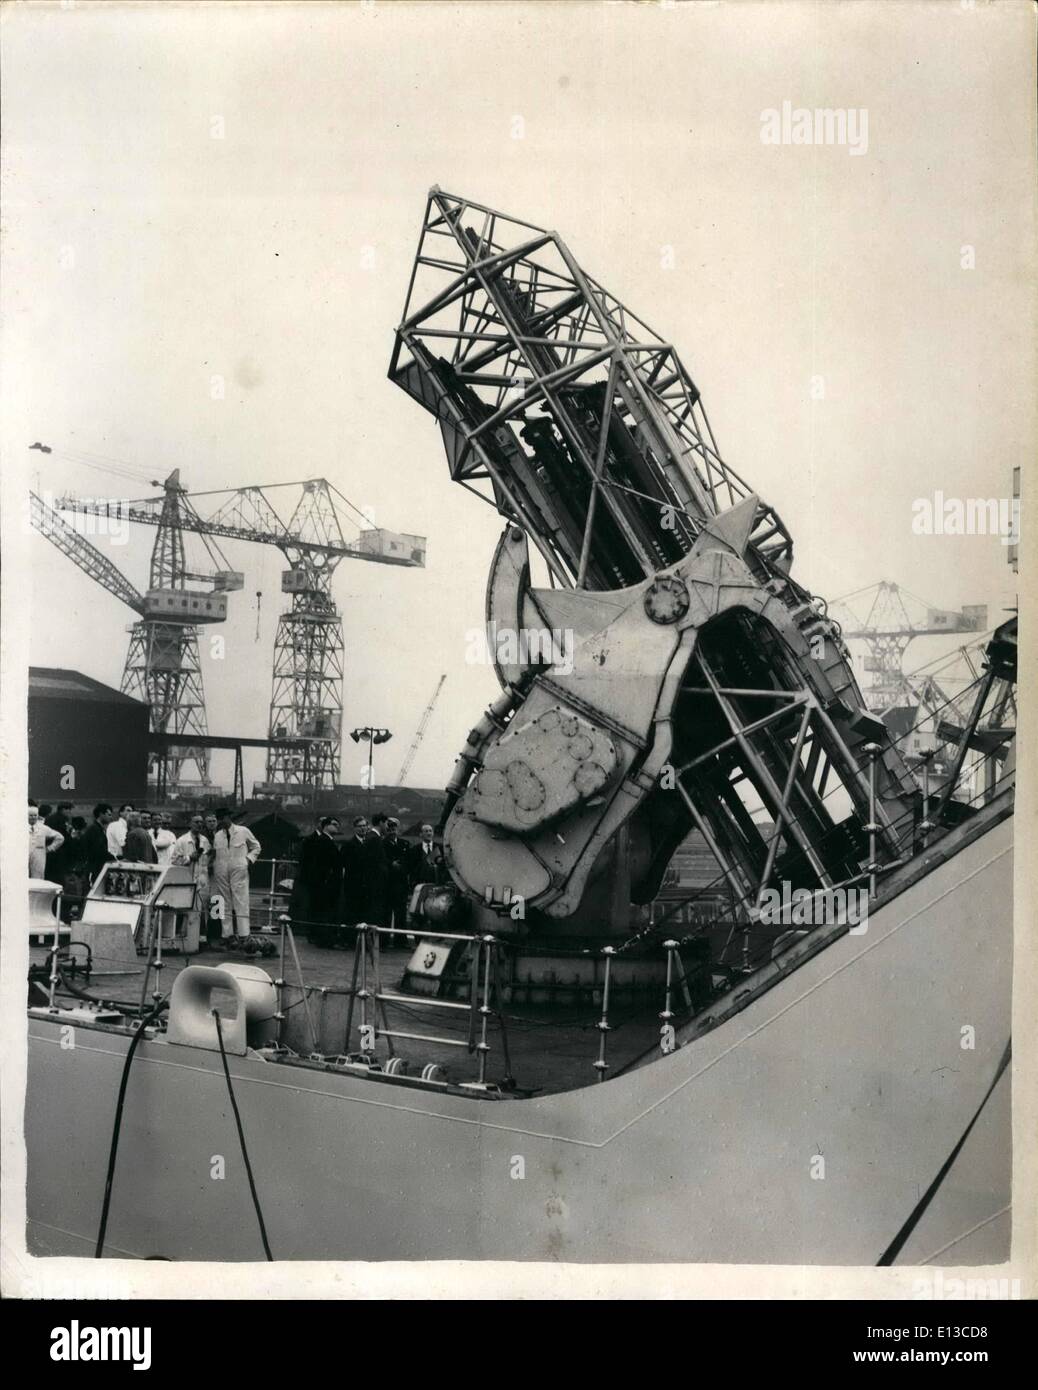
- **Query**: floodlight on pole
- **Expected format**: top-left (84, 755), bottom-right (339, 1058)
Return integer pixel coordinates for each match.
top-left (350, 727), bottom-right (393, 812)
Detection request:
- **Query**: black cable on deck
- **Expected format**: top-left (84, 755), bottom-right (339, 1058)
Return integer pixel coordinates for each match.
top-left (95, 997), bottom-right (169, 1258)
top-left (213, 1010), bottom-right (274, 1261)
top-left (877, 1039), bottom-right (1012, 1267)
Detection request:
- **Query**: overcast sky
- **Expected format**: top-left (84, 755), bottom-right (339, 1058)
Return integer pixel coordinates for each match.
top-left (3, 1), bottom-right (1031, 795)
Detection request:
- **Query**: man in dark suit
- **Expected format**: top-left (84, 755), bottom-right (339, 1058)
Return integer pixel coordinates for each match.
top-left (44, 801), bottom-right (74, 881)
top-left (409, 822), bottom-right (446, 887)
top-left (80, 803), bottom-right (115, 886)
top-left (291, 816), bottom-right (344, 948)
top-left (45, 802), bottom-right (73, 835)
top-left (383, 817), bottom-right (412, 939)
top-left (338, 815), bottom-right (369, 940)
top-left (362, 813), bottom-right (390, 929)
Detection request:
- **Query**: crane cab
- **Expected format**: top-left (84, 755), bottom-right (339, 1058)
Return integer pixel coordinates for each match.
top-left (143, 589), bottom-right (228, 623)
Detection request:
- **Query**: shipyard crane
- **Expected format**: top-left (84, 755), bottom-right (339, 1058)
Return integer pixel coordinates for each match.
top-left (892, 623), bottom-right (1018, 786)
top-left (395, 673), bottom-right (446, 784)
top-left (389, 188), bottom-right (936, 942)
top-left (56, 474), bottom-right (426, 793)
top-left (30, 478), bottom-right (242, 790)
top-left (829, 581), bottom-right (987, 713)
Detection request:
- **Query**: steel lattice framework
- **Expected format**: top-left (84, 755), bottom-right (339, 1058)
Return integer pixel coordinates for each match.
top-left (259, 481), bottom-right (348, 789)
top-left (31, 477), bottom-right (227, 791)
top-left (121, 621), bottom-right (211, 786)
top-left (120, 472), bottom-right (224, 787)
top-left (29, 491), bottom-right (146, 613)
top-left (390, 189), bottom-right (940, 936)
top-left (831, 581), bottom-right (988, 713)
top-left (390, 187), bottom-right (794, 594)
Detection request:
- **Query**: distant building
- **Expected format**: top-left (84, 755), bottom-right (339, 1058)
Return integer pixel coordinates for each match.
top-left (28, 667), bottom-right (150, 803)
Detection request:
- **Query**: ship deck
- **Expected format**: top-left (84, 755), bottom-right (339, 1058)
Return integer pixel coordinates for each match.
top-left (28, 784), bottom-right (1015, 1101)
top-left (29, 935), bottom-right (666, 1097)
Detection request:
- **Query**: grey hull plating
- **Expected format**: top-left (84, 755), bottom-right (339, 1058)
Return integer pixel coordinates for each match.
top-left (26, 813), bottom-right (1012, 1264)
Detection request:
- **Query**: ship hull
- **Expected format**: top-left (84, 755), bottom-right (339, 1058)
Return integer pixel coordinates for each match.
top-left (25, 811), bottom-right (1012, 1264)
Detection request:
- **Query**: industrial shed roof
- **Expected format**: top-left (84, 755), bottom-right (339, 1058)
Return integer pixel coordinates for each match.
top-left (28, 667), bottom-right (145, 706)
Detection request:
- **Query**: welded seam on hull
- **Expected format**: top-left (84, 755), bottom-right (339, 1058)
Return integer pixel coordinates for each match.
top-left (917, 1203), bottom-right (1011, 1267)
top-left (27, 1218), bottom-right (138, 1259)
top-left (28, 840), bottom-right (1012, 1151)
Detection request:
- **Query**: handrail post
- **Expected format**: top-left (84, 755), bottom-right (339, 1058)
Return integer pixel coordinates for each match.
top-left (137, 903), bottom-right (162, 1014)
top-left (477, 934), bottom-right (494, 1085)
top-left (153, 891), bottom-right (164, 984)
top-left (274, 912), bottom-right (289, 1046)
top-left (357, 923), bottom-right (372, 1055)
top-left (919, 750), bottom-right (935, 848)
top-left (593, 946), bottom-right (615, 1083)
top-left (740, 916), bottom-right (753, 973)
top-left (46, 891), bottom-right (62, 1012)
top-left (660, 939), bottom-right (677, 1054)
top-left (864, 742), bottom-right (881, 899)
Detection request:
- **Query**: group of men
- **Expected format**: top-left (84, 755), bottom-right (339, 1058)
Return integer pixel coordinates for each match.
top-left (29, 797), bottom-right (447, 953)
top-left (28, 799), bottom-right (261, 946)
top-left (292, 812), bottom-right (446, 948)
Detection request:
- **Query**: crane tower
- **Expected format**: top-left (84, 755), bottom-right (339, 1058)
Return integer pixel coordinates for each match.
top-left (830, 581), bottom-right (988, 713)
top-left (396, 673), bottom-right (447, 784)
top-left (50, 474), bottom-right (425, 796)
top-left (31, 471), bottom-right (242, 792)
top-left (122, 470), bottom-right (243, 788)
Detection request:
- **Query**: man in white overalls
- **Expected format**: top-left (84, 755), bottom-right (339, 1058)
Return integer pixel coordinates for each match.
top-left (172, 813), bottom-right (212, 954)
top-left (210, 807), bottom-right (261, 949)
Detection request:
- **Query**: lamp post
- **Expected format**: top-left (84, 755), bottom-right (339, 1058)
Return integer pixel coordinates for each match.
top-left (350, 726), bottom-right (392, 815)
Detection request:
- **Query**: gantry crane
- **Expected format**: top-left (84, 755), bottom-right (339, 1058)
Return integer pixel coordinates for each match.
top-left (892, 623), bottom-right (1018, 782)
top-left (31, 475), bottom-right (242, 790)
top-left (395, 673), bottom-right (447, 784)
top-left (54, 473), bottom-right (425, 793)
top-left (830, 581), bottom-right (988, 713)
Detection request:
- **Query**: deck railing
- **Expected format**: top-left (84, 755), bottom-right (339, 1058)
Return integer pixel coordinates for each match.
top-left (276, 916), bottom-right (506, 1092)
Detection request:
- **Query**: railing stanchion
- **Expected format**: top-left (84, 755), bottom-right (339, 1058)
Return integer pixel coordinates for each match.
top-left (864, 742), bottom-right (881, 900)
top-left (284, 915), bottom-right (318, 1053)
top-left (477, 935), bottom-right (494, 1085)
top-left (343, 924), bottom-right (361, 1054)
top-left (137, 904), bottom-right (160, 1014)
top-left (660, 940), bottom-right (677, 1054)
top-left (594, 946), bottom-right (615, 1083)
top-left (46, 892), bottom-right (62, 1012)
top-left (919, 751), bottom-right (935, 849)
top-left (357, 923), bottom-right (371, 1055)
top-left (370, 927), bottom-right (395, 1058)
top-left (274, 913), bottom-right (289, 1046)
